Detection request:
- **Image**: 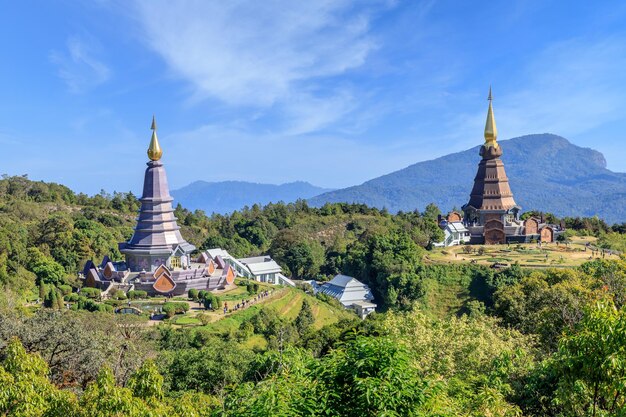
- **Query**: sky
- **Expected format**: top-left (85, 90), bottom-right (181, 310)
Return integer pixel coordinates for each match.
top-left (2, 0), bottom-right (626, 195)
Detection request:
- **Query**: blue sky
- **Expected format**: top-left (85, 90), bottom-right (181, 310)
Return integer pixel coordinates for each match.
top-left (2, 0), bottom-right (626, 195)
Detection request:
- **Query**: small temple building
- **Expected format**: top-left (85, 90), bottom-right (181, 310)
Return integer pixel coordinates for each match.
top-left (437, 89), bottom-right (561, 245)
top-left (80, 118), bottom-right (236, 296)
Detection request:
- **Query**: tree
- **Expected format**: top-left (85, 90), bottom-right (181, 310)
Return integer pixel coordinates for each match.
top-left (0, 338), bottom-right (78, 416)
top-left (28, 248), bottom-right (67, 286)
top-left (294, 299), bottom-right (315, 336)
top-left (270, 230), bottom-right (324, 279)
top-left (127, 360), bottom-right (164, 401)
top-left (422, 203), bottom-right (441, 221)
top-left (554, 302), bottom-right (626, 417)
top-left (316, 336), bottom-right (437, 416)
top-left (79, 367), bottom-right (149, 416)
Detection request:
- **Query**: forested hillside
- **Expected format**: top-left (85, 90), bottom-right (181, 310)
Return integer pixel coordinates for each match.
top-left (3, 174), bottom-right (626, 416)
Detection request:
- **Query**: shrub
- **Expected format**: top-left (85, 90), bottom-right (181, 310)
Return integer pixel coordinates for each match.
top-left (316, 293), bottom-right (344, 310)
top-left (198, 290), bottom-right (210, 300)
top-left (197, 313), bottom-right (211, 326)
top-left (80, 287), bottom-right (101, 299)
top-left (127, 290), bottom-right (147, 300)
top-left (163, 302), bottom-right (189, 317)
top-left (58, 284), bottom-right (72, 296)
top-left (112, 290), bottom-right (127, 300)
top-left (97, 304), bottom-right (113, 313)
top-left (237, 321), bottom-right (254, 341)
top-left (188, 289), bottom-right (199, 301)
top-left (64, 293), bottom-right (79, 302)
top-left (203, 293), bottom-right (216, 310)
top-left (162, 303), bottom-right (176, 318)
top-left (296, 281), bottom-right (314, 294)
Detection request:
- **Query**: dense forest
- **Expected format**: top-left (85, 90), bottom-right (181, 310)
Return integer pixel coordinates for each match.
top-left (2, 174), bottom-right (626, 416)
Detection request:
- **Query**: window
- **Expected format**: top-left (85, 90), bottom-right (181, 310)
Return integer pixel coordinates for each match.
top-left (170, 257), bottom-right (181, 269)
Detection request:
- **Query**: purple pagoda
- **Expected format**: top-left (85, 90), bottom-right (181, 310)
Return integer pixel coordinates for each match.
top-left (118, 116), bottom-right (196, 272)
top-left (80, 117), bottom-right (236, 296)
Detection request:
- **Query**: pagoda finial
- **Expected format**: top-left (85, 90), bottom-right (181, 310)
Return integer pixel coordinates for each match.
top-left (484, 87), bottom-right (498, 148)
top-left (147, 115), bottom-right (163, 161)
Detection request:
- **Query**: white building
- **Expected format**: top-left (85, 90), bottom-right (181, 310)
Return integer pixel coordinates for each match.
top-left (314, 274), bottom-right (376, 317)
top-left (239, 255), bottom-right (294, 286)
top-left (351, 301), bottom-right (377, 319)
top-left (434, 221), bottom-right (470, 247)
top-left (204, 248), bottom-right (294, 286)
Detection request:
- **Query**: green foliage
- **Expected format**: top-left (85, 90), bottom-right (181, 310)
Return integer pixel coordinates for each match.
top-left (294, 298), bottom-right (315, 335)
top-left (553, 302), bottom-right (626, 416)
top-left (112, 289), bottom-right (127, 300)
top-left (160, 341), bottom-right (255, 395)
top-left (188, 288), bottom-right (199, 301)
top-left (28, 247), bottom-right (67, 286)
top-left (127, 290), bottom-right (147, 300)
top-left (0, 338), bottom-right (79, 416)
top-left (343, 231), bottom-right (424, 309)
top-left (598, 231), bottom-right (626, 253)
top-left (57, 284), bottom-right (72, 296)
top-left (163, 302), bottom-right (189, 318)
top-left (270, 229), bottom-right (325, 278)
top-left (202, 293), bottom-right (222, 310)
top-left (127, 360), bottom-right (164, 401)
top-left (246, 282), bottom-right (259, 295)
top-left (317, 336), bottom-right (436, 416)
top-left (79, 287), bottom-right (101, 299)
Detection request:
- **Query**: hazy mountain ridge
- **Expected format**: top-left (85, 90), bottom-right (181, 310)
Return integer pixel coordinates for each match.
top-left (309, 134), bottom-right (626, 224)
top-left (172, 180), bottom-right (332, 214)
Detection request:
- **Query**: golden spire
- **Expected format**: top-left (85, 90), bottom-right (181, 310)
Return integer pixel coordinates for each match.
top-left (147, 115), bottom-right (163, 161)
top-left (484, 86), bottom-right (498, 148)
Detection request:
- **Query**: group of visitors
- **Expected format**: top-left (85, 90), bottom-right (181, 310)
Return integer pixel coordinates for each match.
top-left (222, 289), bottom-right (274, 315)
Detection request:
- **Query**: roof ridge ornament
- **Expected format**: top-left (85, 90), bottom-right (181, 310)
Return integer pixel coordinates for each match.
top-left (484, 87), bottom-right (498, 149)
top-left (147, 115), bottom-right (163, 161)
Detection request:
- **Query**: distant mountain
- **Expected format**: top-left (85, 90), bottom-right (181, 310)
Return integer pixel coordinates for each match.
top-left (309, 134), bottom-right (626, 224)
top-left (171, 180), bottom-right (331, 214)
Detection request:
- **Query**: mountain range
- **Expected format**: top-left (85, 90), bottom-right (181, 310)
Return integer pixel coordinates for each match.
top-left (310, 134), bottom-right (626, 224)
top-left (172, 134), bottom-right (626, 224)
top-left (171, 180), bottom-right (331, 214)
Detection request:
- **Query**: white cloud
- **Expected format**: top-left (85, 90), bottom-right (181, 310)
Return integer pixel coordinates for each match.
top-left (131, 0), bottom-right (390, 133)
top-left (500, 37), bottom-right (626, 138)
top-left (443, 36), bottom-right (626, 152)
top-left (50, 36), bottom-right (111, 93)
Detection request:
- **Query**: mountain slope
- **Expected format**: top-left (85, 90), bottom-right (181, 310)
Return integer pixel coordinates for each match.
top-left (309, 134), bottom-right (626, 224)
top-left (172, 180), bottom-right (331, 214)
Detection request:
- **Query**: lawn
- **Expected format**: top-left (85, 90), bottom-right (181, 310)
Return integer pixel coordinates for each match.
top-left (174, 316), bottom-right (202, 326)
top-left (427, 241), bottom-right (611, 268)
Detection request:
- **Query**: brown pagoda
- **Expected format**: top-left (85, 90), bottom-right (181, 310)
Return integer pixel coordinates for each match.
top-left (462, 89), bottom-right (522, 244)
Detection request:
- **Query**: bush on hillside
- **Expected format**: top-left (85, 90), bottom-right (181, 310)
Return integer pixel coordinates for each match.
top-left (163, 302), bottom-right (189, 318)
top-left (57, 284), bottom-right (72, 296)
top-left (127, 290), bottom-right (147, 300)
top-left (80, 287), bottom-right (101, 299)
top-left (112, 290), bottom-right (127, 300)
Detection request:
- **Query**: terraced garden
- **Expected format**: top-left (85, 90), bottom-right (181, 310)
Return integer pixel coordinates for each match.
top-left (426, 236), bottom-right (617, 268)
